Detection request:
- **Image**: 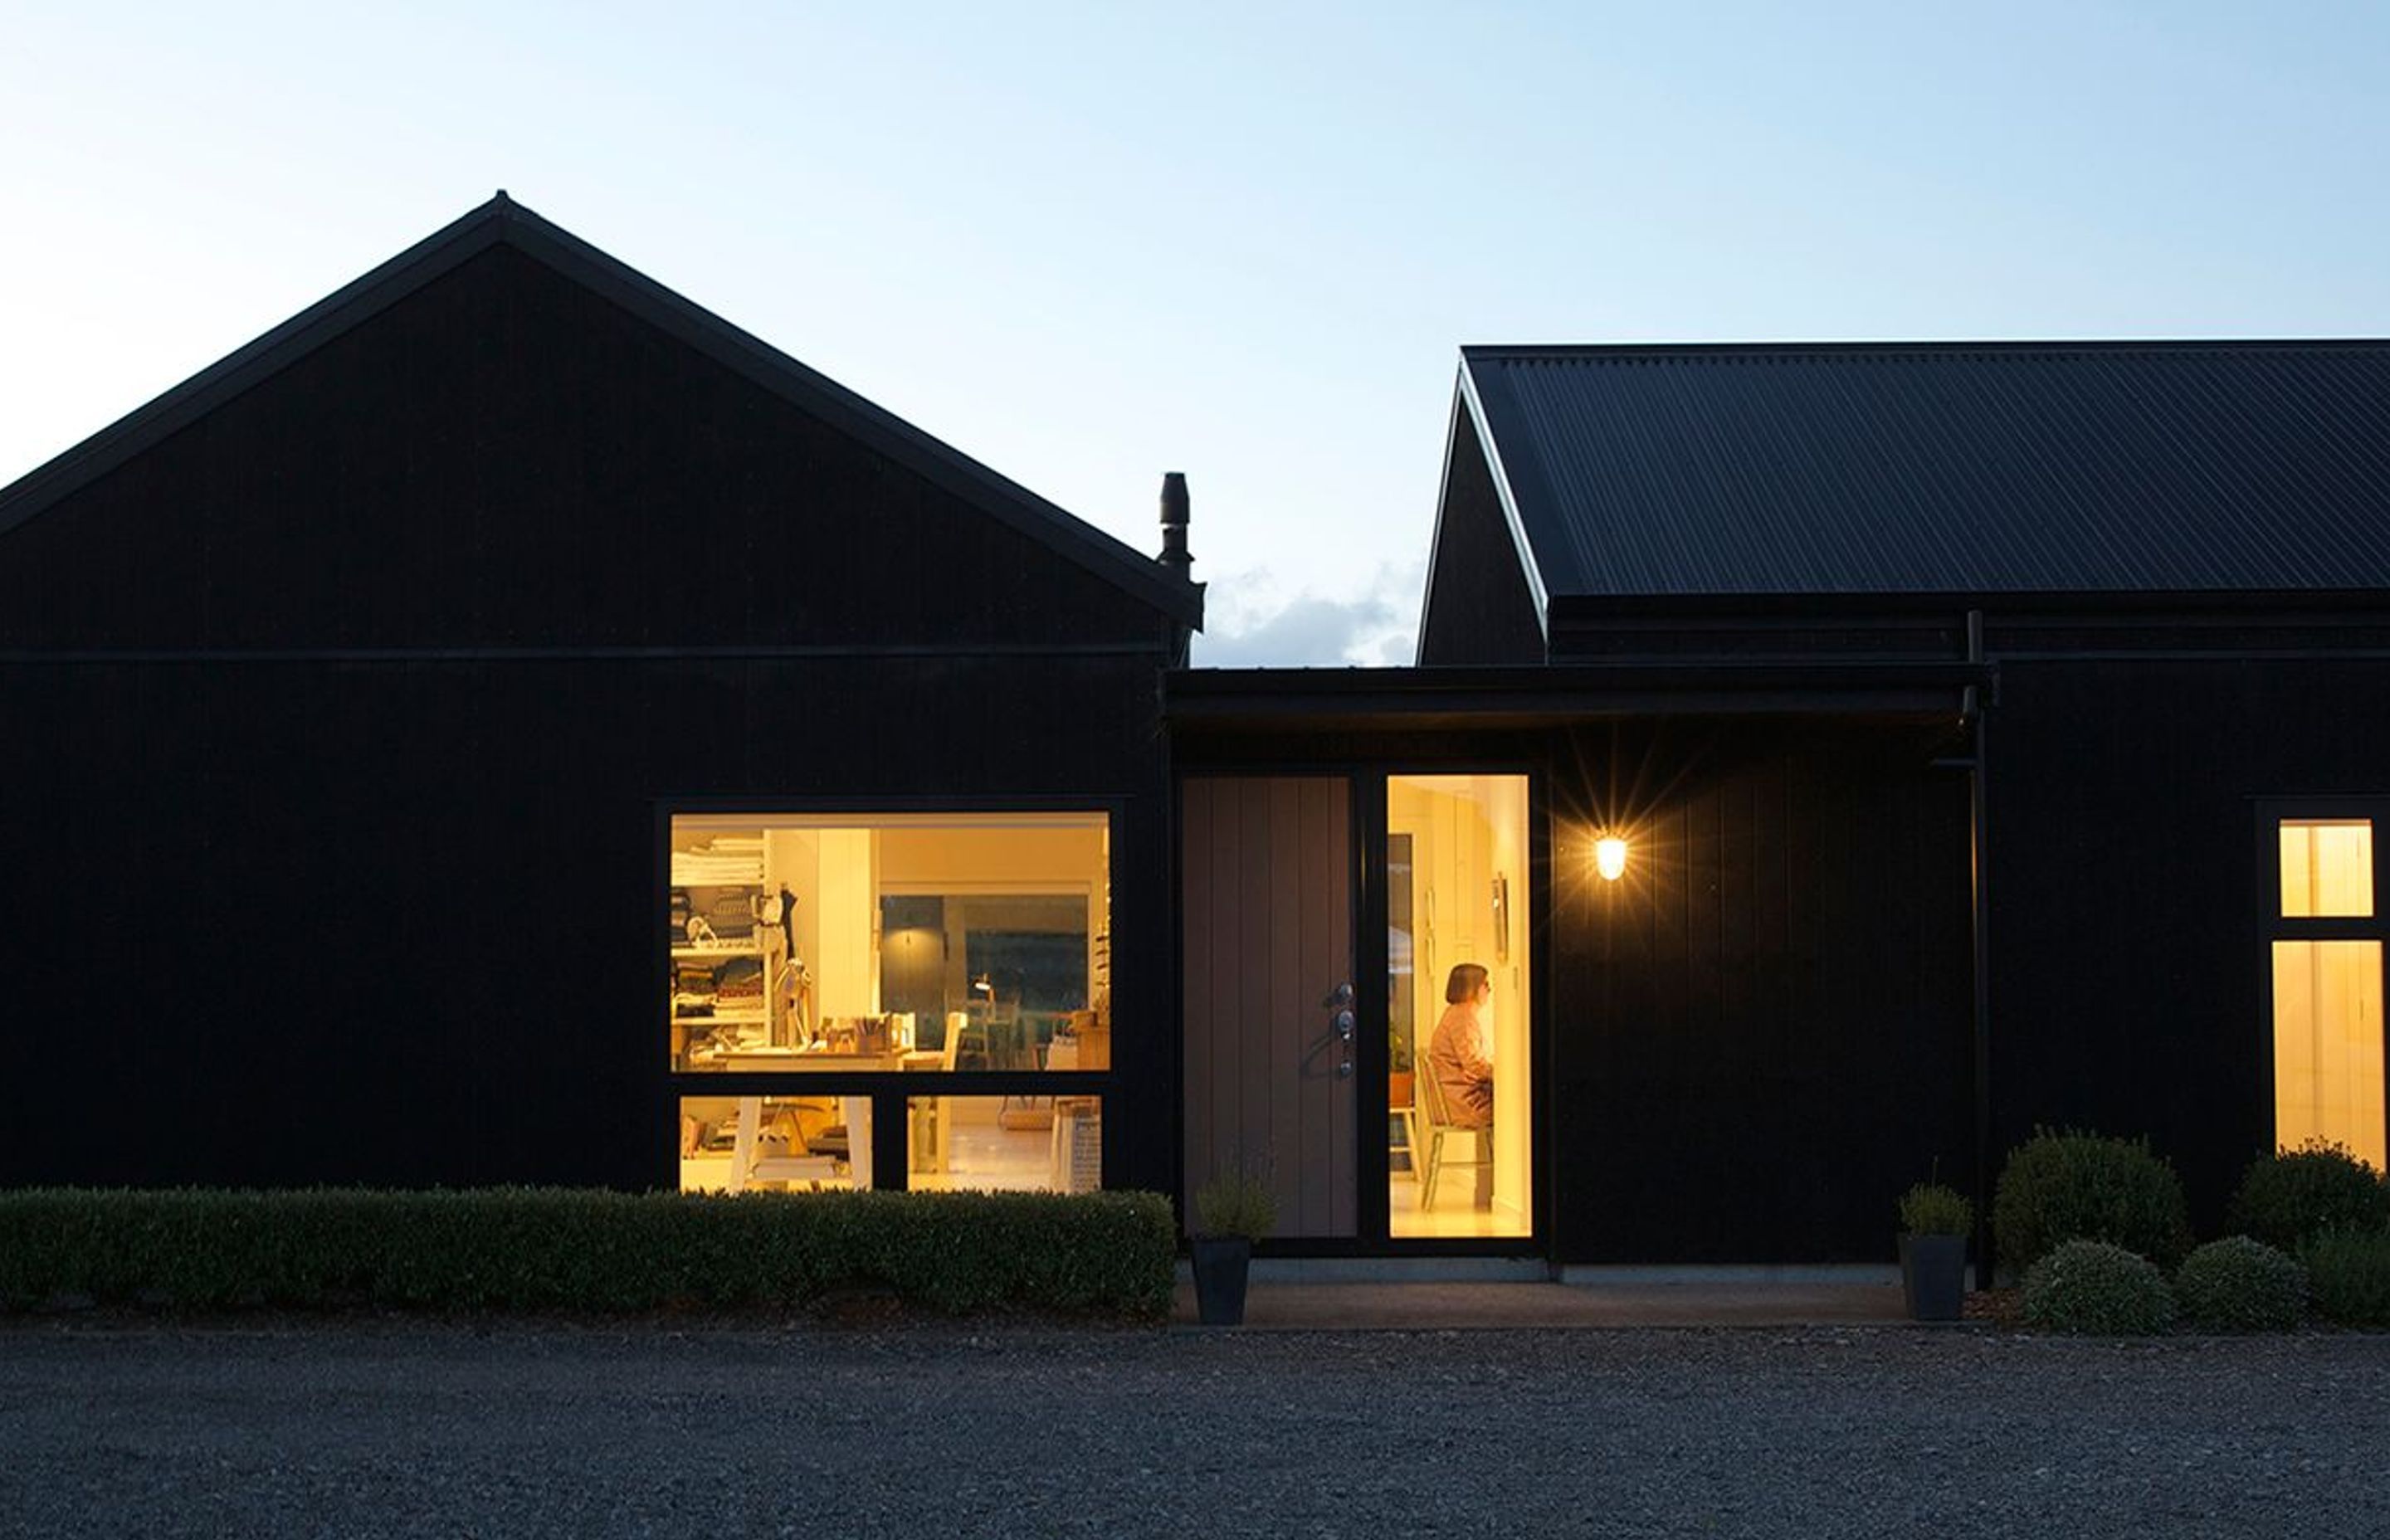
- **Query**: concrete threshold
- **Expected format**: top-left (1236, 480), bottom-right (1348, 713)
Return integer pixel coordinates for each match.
top-left (1172, 1271), bottom-right (1914, 1331)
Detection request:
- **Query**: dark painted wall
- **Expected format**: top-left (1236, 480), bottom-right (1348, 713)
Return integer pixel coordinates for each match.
top-left (1983, 655), bottom-right (2390, 1241)
top-left (0, 247), bottom-right (1182, 1195)
top-left (0, 246), bottom-right (1168, 653)
top-left (1417, 411), bottom-right (1546, 666)
top-left (1547, 720), bottom-right (1976, 1264)
top-left (1173, 716), bottom-right (1978, 1264)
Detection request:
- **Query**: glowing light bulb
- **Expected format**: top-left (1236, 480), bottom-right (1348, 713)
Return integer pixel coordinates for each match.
top-left (1595, 836), bottom-right (1628, 882)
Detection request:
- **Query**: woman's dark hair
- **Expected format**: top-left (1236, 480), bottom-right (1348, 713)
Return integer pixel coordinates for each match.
top-left (1445, 962), bottom-right (1490, 1004)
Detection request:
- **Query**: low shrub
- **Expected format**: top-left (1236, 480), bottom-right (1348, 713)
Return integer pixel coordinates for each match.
top-left (2305, 1226), bottom-right (2390, 1328)
top-left (0, 1187), bottom-right (1178, 1320)
top-left (2226, 1143), bottom-right (2390, 1251)
top-left (1192, 1164), bottom-right (1278, 1241)
top-left (2173, 1235), bottom-right (2306, 1332)
top-left (1992, 1128), bottom-right (2192, 1273)
top-left (1898, 1182), bottom-right (1973, 1237)
top-left (2022, 1239), bottom-right (2176, 1335)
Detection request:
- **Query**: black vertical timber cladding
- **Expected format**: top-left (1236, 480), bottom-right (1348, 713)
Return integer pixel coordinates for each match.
top-left (1417, 410), bottom-right (1547, 665)
top-left (1546, 721), bottom-right (1974, 1263)
top-left (1984, 657), bottom-right (2390, 1241)
top-left (0, 246), bottom-right (1182, 1194)
top-left (0, 245), bottom-right (1168, 652)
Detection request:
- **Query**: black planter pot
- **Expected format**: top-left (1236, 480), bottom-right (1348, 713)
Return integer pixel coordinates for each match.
top-left (1190, 1235), bottom-right (1253, 1325)
top-left (1900, 1233), bottom-right (1968, 1323)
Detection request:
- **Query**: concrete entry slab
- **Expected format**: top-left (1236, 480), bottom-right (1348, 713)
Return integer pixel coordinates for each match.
top-left (1173, 1279), bottom-right (1914, 1329)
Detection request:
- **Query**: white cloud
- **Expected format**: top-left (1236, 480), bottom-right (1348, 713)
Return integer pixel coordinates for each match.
top-left (1193, 558), bottom-right (1425, 669)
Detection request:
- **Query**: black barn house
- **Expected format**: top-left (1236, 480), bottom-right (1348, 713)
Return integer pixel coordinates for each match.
top-left (6, 202), bottom-right (2388, 1277)
top-left (0, 197), bottom-right (1198, 1202)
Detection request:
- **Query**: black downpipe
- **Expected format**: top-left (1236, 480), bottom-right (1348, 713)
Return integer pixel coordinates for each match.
top-left (1965, 610), bottom-right (1996, 1289)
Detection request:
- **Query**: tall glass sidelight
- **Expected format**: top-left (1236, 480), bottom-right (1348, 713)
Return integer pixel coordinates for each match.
top-left (1388, 775), bottom-right (1532, 1239)
top-left (2271, 818), bottom-right (2386, 1169)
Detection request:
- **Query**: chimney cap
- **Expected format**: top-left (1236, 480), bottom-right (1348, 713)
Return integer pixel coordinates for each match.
top-left (1158, 473), bottom-right (1192, 573)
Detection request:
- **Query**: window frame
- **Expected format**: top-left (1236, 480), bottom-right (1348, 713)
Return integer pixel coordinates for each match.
top-left (658, 794), bottom-right (1128, 1192)
top-left (2257, 797), bottom-right (2390, 1160)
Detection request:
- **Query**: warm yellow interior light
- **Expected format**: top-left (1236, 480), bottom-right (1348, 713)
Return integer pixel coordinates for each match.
top-left (1595, 836), bottom-right (1628, 882)
top-left (2281, 819), bottom-right (2374, 919)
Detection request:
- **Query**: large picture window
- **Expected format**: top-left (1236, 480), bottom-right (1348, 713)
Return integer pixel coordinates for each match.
top-left (2268, 810), bottom-right (2387, 1170)
top-left (668, 811), bottom-right (1111, 1075)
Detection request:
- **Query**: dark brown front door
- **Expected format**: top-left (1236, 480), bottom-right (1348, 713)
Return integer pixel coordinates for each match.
top-left (1180, 777), bottom-right (1357, 1239)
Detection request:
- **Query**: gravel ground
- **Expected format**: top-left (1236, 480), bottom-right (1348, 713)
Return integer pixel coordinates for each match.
top-left (3, 1320), bottom-right (2388, 1538)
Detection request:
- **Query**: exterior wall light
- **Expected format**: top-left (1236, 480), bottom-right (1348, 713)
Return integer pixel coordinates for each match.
top-left (1595, 835), bottom-right (1628, 882)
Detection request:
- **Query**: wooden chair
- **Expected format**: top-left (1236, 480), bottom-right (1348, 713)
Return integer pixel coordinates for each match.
top-left (1417, 1069), bottom-right (1494, 1209)
top-left (734, 1097), bottom-right (839, 1191)
top-left (908, 1015), bottom-right (973, 1175)
top-left (1390, 1082), bottom-right (1422, 1182)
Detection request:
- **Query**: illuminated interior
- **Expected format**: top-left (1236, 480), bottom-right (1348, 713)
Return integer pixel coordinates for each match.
top-left (680, 1094), bottom-right (875, 1192)
top-left (1388, 773), bottom-right (1532, 1239)
top-left (2281, 819), bottom-right (2374, 918)
top-left (909, 1095), bottom-right (1103, 1193)
top-left (677, 1092), bottom-right (1100, 1195)
top-left (668, 812), bottom-right (1111, 1074)
top-left (2273, 942), bottom-right (2385, 1169)
top-left (2273, 816), bottom-right (2384, 1169)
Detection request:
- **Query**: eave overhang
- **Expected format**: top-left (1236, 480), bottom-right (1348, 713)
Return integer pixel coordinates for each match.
top-left (1166, 661), bottom-right (1991, 735)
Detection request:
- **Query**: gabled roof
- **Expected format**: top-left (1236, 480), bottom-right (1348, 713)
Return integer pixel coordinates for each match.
top-left (0, 193), bottom-right (1202, 627)
top-left (1458, 340), bottom-right (2390, 602)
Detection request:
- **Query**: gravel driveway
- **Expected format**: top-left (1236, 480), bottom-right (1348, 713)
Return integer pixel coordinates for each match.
top-left (2, 1320), bottom-right (2386, 1538)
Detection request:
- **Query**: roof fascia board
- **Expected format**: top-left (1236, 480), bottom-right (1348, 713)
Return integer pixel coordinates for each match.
top-left (1171, 660), bottom-right (1991, 692)
top-left (0, 205), bottom-right (508, 539)
top-left (1412, 382), bottom-right (1537, 663)
top-left (1171, 693), bottom-right (1965, 724)
top-left (1453, 356), bottom-right (1553, 639)
top-left (1460, 338), bottom-right (2390, 363)
top-left (1545, 588), bottom-right (2390, 620)
top-left (1166, 659), bottom-right (1987, 723)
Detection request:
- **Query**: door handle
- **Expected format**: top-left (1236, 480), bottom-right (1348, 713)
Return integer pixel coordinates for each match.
top-left (1324, 982), bottom-right (1356, 1072)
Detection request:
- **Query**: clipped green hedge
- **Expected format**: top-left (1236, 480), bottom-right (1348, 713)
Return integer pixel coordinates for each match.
top-left (2226, 1143), bottom-right (2390, 1251)
top-left (1993, 1128), bottom-right (2192, 1273)
top-left (2305, 1226), bottom-right (2390, 1328)
top-left (0, 1187), bottom-right (1177, 1320)
top-left (2022, 1239), bottom-right (2176, 1335)
top-left (2173, 1236), bottom-right (2306, 1333)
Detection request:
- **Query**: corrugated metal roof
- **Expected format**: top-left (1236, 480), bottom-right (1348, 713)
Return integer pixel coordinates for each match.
top-left (1461, 341), bottom-right (2390, 598)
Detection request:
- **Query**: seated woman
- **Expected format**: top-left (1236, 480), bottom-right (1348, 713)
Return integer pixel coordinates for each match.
top-left (1427, 962), bottom-right (1495, 1128)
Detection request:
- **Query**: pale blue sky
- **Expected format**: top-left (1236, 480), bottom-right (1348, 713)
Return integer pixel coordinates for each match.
top-left (4, 2), bottom-right (2383, 663)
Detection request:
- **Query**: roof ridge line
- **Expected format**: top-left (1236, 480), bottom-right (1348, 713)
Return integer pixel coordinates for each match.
top-left (0, 195), bottom-right (1202, 629)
